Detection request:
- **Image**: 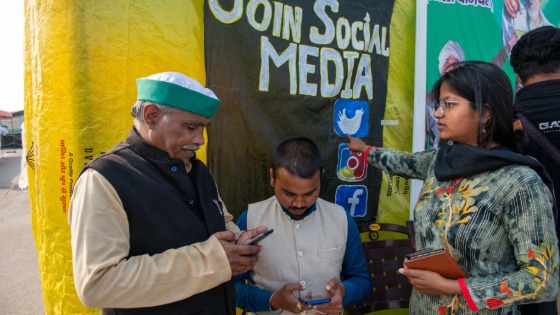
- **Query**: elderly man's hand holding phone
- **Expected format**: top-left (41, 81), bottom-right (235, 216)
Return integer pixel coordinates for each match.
top-left (215, 226), bottom-right (269, 275)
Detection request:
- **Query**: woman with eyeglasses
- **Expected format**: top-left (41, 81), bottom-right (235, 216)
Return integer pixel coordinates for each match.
top-left (347, 61), bottom-right (559, 314)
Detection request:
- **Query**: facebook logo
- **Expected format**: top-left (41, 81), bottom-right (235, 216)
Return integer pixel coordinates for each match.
top-left (333, 99), bottom-right (369, 137)
top-left (335, 185), bottom-right (368, 217)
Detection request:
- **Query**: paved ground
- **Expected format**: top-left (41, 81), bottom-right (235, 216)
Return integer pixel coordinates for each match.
top-left (0, 149), bottom-right (45, 314)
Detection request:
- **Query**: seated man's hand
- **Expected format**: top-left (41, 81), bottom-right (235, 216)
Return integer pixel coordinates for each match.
top-left (271, 283), bottom-right (313, 314)
top-left (310, 278), bottom-right (344, 315)
top-left (214, 231), bottom-right (262, 275)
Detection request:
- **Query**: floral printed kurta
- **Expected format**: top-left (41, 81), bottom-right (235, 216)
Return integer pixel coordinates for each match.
top-left (367, 148), bottom-right (559, 314)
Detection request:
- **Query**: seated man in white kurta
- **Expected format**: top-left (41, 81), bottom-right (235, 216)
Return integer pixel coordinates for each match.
top-left (234, 136), bottom-right (370, 315)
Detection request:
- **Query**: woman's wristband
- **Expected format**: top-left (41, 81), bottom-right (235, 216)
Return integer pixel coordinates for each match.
top-left (364, 145), bottom-right (375, 157)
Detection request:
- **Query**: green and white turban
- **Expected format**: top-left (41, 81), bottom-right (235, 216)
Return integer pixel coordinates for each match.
top-left (136, 72), bottom-right (220, 118)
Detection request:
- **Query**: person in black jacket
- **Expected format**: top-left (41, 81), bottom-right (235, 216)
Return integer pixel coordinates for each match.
top-left (510, 25), bottom-right (560, 315)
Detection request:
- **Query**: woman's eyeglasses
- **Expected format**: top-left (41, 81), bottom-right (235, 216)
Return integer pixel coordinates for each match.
top-left (433, 100), bottom-right (471, 115)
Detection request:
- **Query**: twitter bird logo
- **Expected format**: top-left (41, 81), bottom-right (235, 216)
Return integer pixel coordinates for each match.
top-left (337, 108), bottom-right (364, 135)
top-left (333, 99), bottom-right (369, 137)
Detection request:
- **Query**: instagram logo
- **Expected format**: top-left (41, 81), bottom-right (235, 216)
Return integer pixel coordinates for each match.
top-left (337, 143), bottom-right (367, 182)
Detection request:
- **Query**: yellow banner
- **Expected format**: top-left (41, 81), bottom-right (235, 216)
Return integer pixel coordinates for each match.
top-left (378, 0), bottom-right (416, 227)
top-left (25, 1), bottom-right (206, 313)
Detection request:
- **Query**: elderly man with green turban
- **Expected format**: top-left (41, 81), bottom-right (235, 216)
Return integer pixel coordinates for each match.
top-left (69, 72), bottom-right (267, 315)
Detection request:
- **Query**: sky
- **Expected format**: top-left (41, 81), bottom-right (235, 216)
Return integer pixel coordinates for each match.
top-left (0, 2), bottom-right (24, 113)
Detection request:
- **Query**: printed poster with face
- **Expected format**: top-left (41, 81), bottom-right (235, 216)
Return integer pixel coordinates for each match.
top-left (424, 0), bottom-right (560, 150)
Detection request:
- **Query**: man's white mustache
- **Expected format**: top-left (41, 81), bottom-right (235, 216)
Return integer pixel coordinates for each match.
top-left (182, 145), bottom-right (201, 151)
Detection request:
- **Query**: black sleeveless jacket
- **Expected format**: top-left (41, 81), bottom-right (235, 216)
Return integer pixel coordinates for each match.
top-left (83, 128), bottom-right (235, 315)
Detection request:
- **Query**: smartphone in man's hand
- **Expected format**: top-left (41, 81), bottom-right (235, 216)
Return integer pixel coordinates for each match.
top-left (245, 229), bottom-right (274, 245)
top-left (299, 295), bottom-right (331, 305)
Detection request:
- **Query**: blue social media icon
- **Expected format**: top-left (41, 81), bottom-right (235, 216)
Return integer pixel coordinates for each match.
top-left (335, 185), bottom-right (368, 217)
top-left (333, 99), bottom-right (369, 137)
top-left (337, 144), bottom-right (367, 182)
